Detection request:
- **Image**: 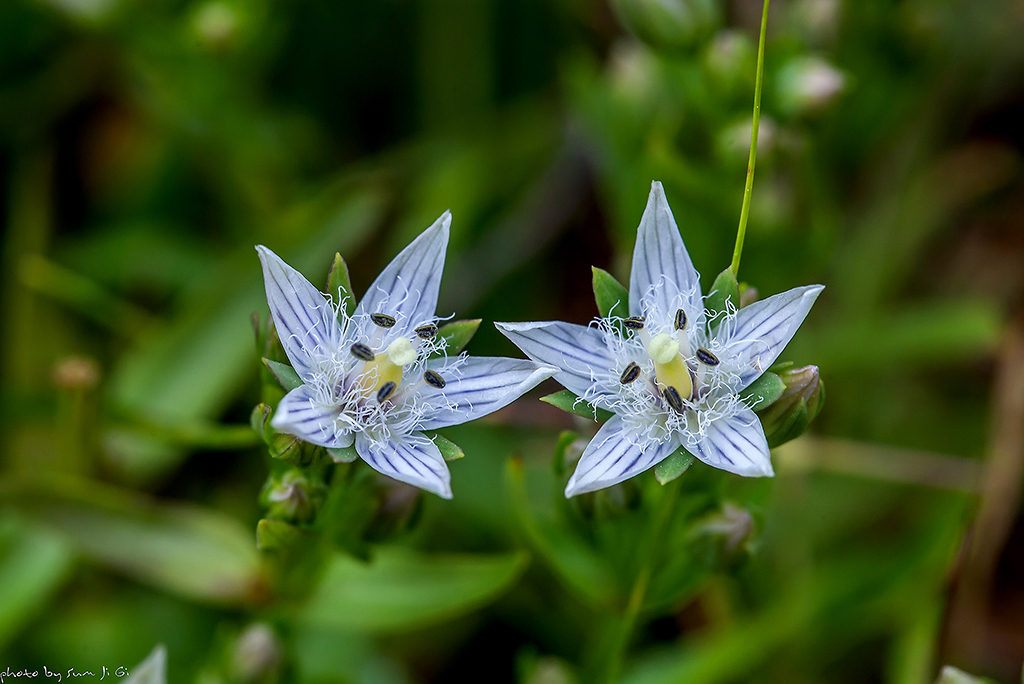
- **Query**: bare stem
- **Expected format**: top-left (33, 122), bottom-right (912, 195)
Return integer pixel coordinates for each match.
top-left (730, 0), bottom-right (770, 277)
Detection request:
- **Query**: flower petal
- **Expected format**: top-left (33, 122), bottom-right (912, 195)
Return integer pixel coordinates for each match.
top-left (689, 406), bottom-right (773, 477)
top-left (495, 321), bottom-right (615, 402)
top-left (355, 212), bottom-right (450, 338)
top-left (628, 181), bottom-right (702, 324)
top-left (257, 246), bottom-right (343, 381)
top-left (418, 357), bottom-right (557, 430)
top-left (564, 415), bottom-right (678, 497)
top-left (271, 385), bottom-right (353, 449)
top-left (724, 284), bottom-right (824, 389)
top-left (355, 432), bottom-right (452, 499)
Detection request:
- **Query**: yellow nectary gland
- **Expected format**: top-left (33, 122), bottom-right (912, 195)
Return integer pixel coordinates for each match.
top-left (647, 332), bottom-right (693, 402)
top-left (358, 337), bottom-right (417, 400)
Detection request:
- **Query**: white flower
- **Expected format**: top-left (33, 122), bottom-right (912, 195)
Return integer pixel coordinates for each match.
top-left (497, 182), bottom-right (823, 497)
top-left (257, 212), bottom-right (557, 499)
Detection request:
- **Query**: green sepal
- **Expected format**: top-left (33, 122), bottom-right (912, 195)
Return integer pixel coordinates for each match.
top-left (705, 267), bottom-right (739, 328)
top-left (432, 319), bottom-right (481, 357)
top-left (552, 430), bottom-right (581, 476)
top-left (250, 403), bottom-right (272, 442)
top-left (428, 433), bottom-right (465, 461)
top-left (269, 434), bottom-right (301, 460)
top-left (256, 518), bottom-right (306, 551)
top-left (592, 266), bottom-right (630, 318)
top-left (263, 358), bottom-right (302, 392)
top-left (541, 390), bottom-right (614, 422)
top-left (654, 448), bottom-right (694, 485)
top-left (739, 371), bottom-right (786, 410)
top-left (327, 445), bottom-right (359, 463)
top-left (326, 252), bottom-right (356, 316)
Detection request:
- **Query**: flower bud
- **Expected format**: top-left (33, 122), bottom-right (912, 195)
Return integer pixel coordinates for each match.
top-left (230, 623), bottom-right (282, 683)
top-left (611, 0), bottom-right (719, 52)
top-left (692, 502), bottom-right (756, 556)
top-left (703, 30), bottom-right (755, 95)
top-left (775, 56), bottom-right (846, 116)
top-left (756, 365), bottom-right (823, 447)
top-left (260, 468), bottom-right (324, 522)
top-left (192, 1), bottom-right (239, 50)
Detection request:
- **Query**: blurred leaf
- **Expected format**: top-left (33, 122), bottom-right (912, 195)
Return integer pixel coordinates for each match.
top-left (654, 449), bottom-right (694, 485)
top-left (256, 519), bottom-right (306, 552)
top-left (593, 266), bottom-right (629, 317)
top-left (506, 458), bottom-right (617, 608)
top-left (435, 319), bottom-right (482, 356)
top-left (123, 644), bottom-right (167, 684)
top-left (3, 476), bottom-right (264, 605)
top-left (0, 516), bottom-right (74, 650)
top-left (299, 547), bottom-right (528, 633)
top-left (541, 390), bottom-right (614, 422)
top-left (326, 251), bottom-right (356, 316)
top-left (263, 358), bottom-right (302, 392)
top-left (430, 433), bottom-right (465, 461)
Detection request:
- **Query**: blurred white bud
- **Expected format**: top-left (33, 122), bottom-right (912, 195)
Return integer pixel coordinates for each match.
top-left (192, 1), bottom-right (239, 49)
top-left (704, 30), bottom-right (755, 92)
top-left (716, 116), bottom-right (777, 164)
top-left (231, 623), bottom-right (281, 683)
top-left (776, 56), bottom-right (846, 115)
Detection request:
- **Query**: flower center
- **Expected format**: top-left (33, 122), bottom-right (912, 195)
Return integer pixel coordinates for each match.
top-left (647, 332), bottom-right (693, 402)
top-left (358, 336), bottom-right (417, 402)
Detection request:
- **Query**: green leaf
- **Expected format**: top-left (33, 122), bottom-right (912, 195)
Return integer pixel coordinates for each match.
top-left (0, 517), bottom-right (74, 650)
top-left (299, 548), bottom-right (529, 633)
top-left (552, 430), bottom-right (581, 476)
top-left (429, 433), bottom-right (465, 461)
top-left (541, 390), bottom-right (614, 422)
top-left (256, 518), bottom-right (306, 551)
top-left (3, 476), bottom-right (264, 605)
top-left (705, 268), bottom-right (739, 327)
top-left (593, 266), bottom-right (629, 317)
top-left (326, 252), bottom-right (356, 316)
top-left (654, 449), bottom-right (694, 485)
top-left (434, 319), bottom-right (481, 356)
top-left (739, 372), bottom-right (786, 410)
top-left (327, 445), bottom-right (359, 463)
top-left (263, 358), bottom-right (303, 392)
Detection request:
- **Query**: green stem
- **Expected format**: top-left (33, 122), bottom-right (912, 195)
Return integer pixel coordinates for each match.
top-left (603, 476), bottom-right (683, 684)
top-left (730, 0), bottom-right (770, 277)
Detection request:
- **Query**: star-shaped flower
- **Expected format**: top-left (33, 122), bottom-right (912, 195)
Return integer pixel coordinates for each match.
top-left (257, 213), bottom-right (556, 499)
top-left (497, 182), bottom-right (823, 497)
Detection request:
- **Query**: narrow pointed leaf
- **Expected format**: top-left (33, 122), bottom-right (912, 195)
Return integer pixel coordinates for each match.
top-left (429, 433), bottom-right (465, 461)
top-left (326, 252), bottom-right (356, 316)
top-left (433, 319), bottom-right (481, 357)
top-left (541, 390), bottom-right (614, 422)
top-left (263, 358), bottom-right (303, 392)
top-left (654, 449), bottom-right (695, 485)
top-left (705, 268), bottom-right (739, 327)
top-left (327, 445), bottom-right (359, 463)
top-left (256, 518), bottom-right (306, 551)
top-left (739, 372), bottom-right (786, 410)
top-left (593, 266), bottom-right (629, 318)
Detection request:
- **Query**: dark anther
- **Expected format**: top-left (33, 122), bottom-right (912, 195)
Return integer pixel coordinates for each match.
top-left (423, 370), bottom-right (446, 389)
top-left (674, 309), bottom-right (687, 331)
top-left (663, 385), bottom-right (685, 413)
top-left (371, 313), bottom-right (396, 328)
top-left (623, 315), bottom-right (646, 331)
top-left (376, 381), bottom-right (397, 403)
top-left (695, 347), bottom-right (720, 366)
top-left (415, 324), bottom-right (438, 339)
top-left (350, 343), bottom-right (375, 362)
top-left (619, 362), bottom-right (641, 384)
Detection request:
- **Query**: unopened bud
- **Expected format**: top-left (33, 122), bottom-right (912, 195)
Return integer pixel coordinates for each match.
top-left (692, 502), bottom-right (756, 557)
top-left (756, 365), bottom-right (824, 447)
top-left (192, 1), bottom-right (239, 50)
top-left (738, 284), bottom-right (759, 308)
top-left (703, 30), bottom-right (754, 94)
top-left (776, 56), bottom-right (846, 116)
top-left (366, 479), bottom-right (423, 541)
top-left (230, 623), bottom-right (281, 683)
top-left (260, 469), bottom-right (323, 522)
top-left (52, 356), bottom-right (100, 390)
top-left (611, 0), bottom-right (719, 52)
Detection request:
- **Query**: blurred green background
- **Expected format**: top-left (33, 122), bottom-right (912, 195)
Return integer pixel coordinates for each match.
top-left (2, 0), bottom-right (1024, 682)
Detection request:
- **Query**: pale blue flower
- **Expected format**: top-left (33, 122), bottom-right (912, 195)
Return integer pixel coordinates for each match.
top-left (498, 182), bottom-right (823, 497)
top-left (257, 213), bottom-right (556, 499)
